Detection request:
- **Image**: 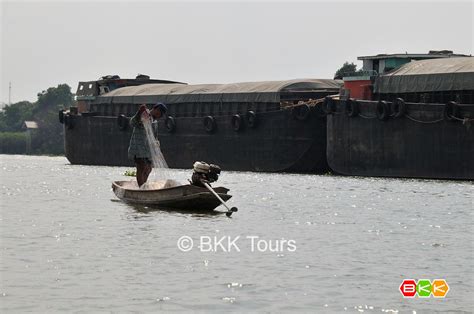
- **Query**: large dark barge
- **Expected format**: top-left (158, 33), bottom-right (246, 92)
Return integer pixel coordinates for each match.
top-left (326, 55), bottom-right (474, 180)
top-left (62, 76), bottom-right (341, 172)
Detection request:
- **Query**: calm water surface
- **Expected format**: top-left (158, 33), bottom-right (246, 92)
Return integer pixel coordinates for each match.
top-left (1, 155), bottom-right (473, 313)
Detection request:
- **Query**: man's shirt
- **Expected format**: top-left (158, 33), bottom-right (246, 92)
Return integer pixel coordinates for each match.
top-left (128, 112), bottom-right (151, 160)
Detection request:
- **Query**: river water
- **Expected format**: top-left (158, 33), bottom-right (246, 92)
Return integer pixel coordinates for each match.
top-left (0, 155), bottom-right (472, 313)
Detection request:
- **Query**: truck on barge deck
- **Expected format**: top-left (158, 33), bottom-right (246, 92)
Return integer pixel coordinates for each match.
top-left (62, 76), bottom-right (341, 172)
top-left (325, 55), bottom-right (474, 180)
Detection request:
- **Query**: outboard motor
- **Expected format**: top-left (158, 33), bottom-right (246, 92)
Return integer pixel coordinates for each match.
top-left (190, 161), bottom-right (237, 217)
top-left (191, 161), bottom-right (221, 187)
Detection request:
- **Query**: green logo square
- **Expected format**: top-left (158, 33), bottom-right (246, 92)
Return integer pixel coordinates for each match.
top-left (417, 279), bottom-right (432, 297)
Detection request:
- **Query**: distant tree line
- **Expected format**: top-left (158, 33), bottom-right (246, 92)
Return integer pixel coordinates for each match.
top-left (0, 84), bottom-right (74, 155)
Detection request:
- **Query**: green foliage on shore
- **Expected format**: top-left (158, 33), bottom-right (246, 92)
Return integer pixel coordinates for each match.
top-left (0, 101), bottom-right (35, 132)
top-left (0, 84), bottom-right (74, 155)
top-left (0, 132), bottom-right (27, 154)
top-left (124, 170), bottom-right (137, 177)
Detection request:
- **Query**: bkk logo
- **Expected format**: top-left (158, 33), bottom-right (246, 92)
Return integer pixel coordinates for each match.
top-left (399, 279), bottom-right (449, 298)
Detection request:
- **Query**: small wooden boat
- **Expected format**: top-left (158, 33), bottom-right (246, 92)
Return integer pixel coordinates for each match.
top-left (112, 180), bottom-right (232, 211)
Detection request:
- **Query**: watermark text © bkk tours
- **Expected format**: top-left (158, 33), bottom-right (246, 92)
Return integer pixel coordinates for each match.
top-left (177, 235), bottom-right (297, 253)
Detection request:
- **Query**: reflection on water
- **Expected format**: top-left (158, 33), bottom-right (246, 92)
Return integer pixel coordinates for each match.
top-left (0, 155), bottom-right (473, 312)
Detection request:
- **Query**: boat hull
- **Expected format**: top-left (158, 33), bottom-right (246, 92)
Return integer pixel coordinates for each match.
top-left (112, 181), bottom-right (232, 211)
top-left (326, 99), bottom-right (474, 180)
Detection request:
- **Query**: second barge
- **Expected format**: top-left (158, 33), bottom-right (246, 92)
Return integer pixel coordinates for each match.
top-left (326, 55), bottom-right (474, 180)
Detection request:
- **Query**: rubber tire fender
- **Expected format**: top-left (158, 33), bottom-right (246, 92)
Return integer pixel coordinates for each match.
top-left (292, 104), bottom-right (310, 120)
top-left (117, 114), bottom-right (129, 131)
top-left (311, 104), bottom-right (327, 119)
top-left (203, 116), bottom-right (216, 133)
top-left (392, 98), bottom-right (406, 118)
top-left (323, 96), bottom-right (334, 115)
top-left (247, 111), bottom-right (258, 128)
top-left (165, 116), bottom-right (176, 133)
top-left (231, 114), bottom-right (242, 132)
top-left (345, 99), bottom-right (359, 117)
top-left (444, 101), bottom-right (459, 121)
top-left (376, 100), bottom-right (390, 121)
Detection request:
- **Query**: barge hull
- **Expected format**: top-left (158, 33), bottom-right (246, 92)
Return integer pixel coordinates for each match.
top-left (65, 108), bottom-right (328, 173)
top-left (326, 100), bottom-right (474, 180)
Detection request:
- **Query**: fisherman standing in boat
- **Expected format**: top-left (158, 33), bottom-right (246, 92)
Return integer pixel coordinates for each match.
top-left (128, 103), bottom-right (167, 187)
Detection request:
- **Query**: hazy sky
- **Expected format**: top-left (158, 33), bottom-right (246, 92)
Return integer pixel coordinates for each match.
top-left (1, 0), bottom-right (472, 104)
